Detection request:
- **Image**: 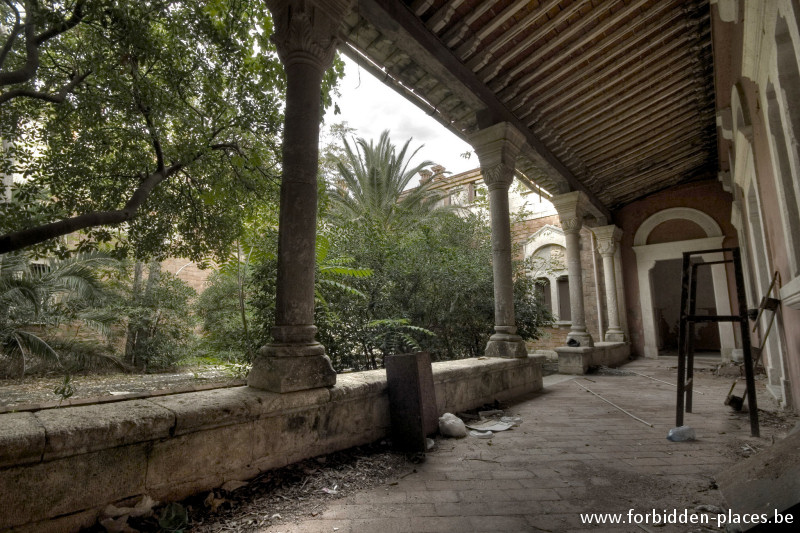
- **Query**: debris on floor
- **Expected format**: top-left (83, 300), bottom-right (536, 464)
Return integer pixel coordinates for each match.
top-left (438, 412), bottom-right (467, 437)
top-left (667, 425), bottom-right (697, 442)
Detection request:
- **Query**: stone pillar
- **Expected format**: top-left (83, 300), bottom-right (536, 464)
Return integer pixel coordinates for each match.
top-left (551, 192), bottom-right (594, 347)
top-left (248, 0), bottom-right (352, 392)
top-left (470, 123), bottom-right (527, 358)
top-left (592, 225), bottom-right (626, 342)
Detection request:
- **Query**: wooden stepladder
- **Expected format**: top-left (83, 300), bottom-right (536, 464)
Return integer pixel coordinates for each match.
top-left (675, 247), bottom-right (759, 437)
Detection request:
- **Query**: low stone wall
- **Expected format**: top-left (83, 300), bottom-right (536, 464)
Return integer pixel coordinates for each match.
top-left (0, 355), bottom-right (544, 532)
top-left (555, 342), bottom-right (631, 374)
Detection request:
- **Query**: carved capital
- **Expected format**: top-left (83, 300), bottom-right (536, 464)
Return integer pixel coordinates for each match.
top-left (470, 122), bottom-right (525, 189)
top-left (482, 164), bottom-right (512, 190)
top-left (551, 191), bottom-right (588, 234)
top-left (560, 216), bottom-right (582, 235)
top-left (591, 225), bottom-right (623, 256)
top-left (267, 0), bottom-right (352, 70)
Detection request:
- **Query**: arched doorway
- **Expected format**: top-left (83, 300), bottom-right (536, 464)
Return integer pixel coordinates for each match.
top-left (633, 208), bottom-right (736, 358)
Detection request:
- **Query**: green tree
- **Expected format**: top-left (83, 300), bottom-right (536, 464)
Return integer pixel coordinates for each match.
top-left (326, 130), bottom-right (444, 231)
top-left (105, 261), bottom-right (196, 371)
top-left (0, 252), bottom-right (115, 376)
top-left (0, 0), bottom-right (342, 259)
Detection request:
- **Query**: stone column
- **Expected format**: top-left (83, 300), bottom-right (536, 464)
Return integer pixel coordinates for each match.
top-left (551, 192), bottom-right (594, 347)
top-left (248, 0), bottom-right (351, 392)
top-left (592, 225), bottom-right (626, 342)
top-left (470, 123), bottom-right (527, 358)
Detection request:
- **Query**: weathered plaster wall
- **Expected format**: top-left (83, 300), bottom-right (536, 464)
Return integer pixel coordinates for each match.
top-left (0, 356), bottom-right (543, 532)
top-left (737, 77), bottom-right (800, 410)
top-left (614, 180), bottom-right (738, 358)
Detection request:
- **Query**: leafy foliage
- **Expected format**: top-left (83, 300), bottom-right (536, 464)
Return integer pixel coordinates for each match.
top-left (0, 0), bottom-right (342, 259)
top-left (105, 261), bottom-right (197, 371)
top-left (315, 132), bottom-right (552, 370)
top-left (326, 130), bottom-right (446, 231)
top-left (0, 252), bottom-right (117, 376)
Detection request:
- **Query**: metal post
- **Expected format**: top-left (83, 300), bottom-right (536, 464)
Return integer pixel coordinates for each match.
top-left (733, 248), bottom-right (759, 437)
top-left (676, 252), bottom-right (691, 427)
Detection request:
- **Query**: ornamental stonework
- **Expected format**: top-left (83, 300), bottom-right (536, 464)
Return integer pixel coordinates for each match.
top-left (267, 0), bottom-right (351, 70)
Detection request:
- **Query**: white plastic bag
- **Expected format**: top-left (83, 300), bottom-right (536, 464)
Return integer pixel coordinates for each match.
top-left (438, 412), bottom-right (467, 438)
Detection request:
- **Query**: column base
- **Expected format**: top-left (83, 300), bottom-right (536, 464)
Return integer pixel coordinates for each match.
top-left (247, 342), bottom-right (336, 392)
top-left (485, 333), bottom-right (528, 358)
top-left (604, 330), bottom-right (626, 343)
top-left (567, 330), bottom-right (594, 347)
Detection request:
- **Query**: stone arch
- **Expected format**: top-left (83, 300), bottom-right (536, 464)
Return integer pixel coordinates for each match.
top-left (524, 225), bottom-right (570, 322)
top-left (633, 208), bottom-right (735, 358)
top-left (634, 207), bottom-right (722, 246)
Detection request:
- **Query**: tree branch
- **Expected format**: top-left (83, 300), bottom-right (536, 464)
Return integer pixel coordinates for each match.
top-left (0, 0), bottom-right (22, 70)
top-left (0, 69), bottom-right (90, 104)
top-left (0, 0), bottom-right (86, 87)
top-left (0, 163), bottom-right (181, 254)
top-left (0, 143), bottom-right (234, 254)
top-left (34, 0), bottom-right (85, 45)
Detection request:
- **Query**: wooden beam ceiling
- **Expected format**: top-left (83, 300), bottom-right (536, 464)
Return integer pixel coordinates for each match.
top-left (340, 0), bottom-right (717, 213)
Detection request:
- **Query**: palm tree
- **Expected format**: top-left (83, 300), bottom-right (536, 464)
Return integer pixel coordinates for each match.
top-left (0, 253), bottom-right (115, 376)
top-left (327, 130), bottom-right (446, 230)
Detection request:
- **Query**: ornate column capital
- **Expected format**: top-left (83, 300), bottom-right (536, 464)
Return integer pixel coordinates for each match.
top-left (469, 122), bottom-right (525, 190)
top-left (591, 225), bottom-right (623, 256)
top-left (266, 0), bottom-right (353, 70)
top-left (551, 191), bottom-right (589, 235)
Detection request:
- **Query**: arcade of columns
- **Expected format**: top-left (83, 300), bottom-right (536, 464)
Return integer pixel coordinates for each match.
top-left (248, 0), bottom-right (627, 393)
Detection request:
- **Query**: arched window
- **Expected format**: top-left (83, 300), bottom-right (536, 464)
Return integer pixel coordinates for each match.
top-left (557, 275), bottom-right (571, 322)
top-left (535, 277), bottom-right (551, 313)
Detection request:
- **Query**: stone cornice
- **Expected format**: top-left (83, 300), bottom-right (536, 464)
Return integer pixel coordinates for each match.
top-left (267, 0), bottom-right (353, 70)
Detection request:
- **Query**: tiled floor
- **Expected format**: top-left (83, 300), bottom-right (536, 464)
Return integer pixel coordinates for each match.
top-left (262, 358), bottom-right (793, 533)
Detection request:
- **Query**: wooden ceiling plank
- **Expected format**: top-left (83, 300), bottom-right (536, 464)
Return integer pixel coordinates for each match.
top-left (539, 52), bottom-right (701, 127)
top-left (495, 0), bottom-right (654, 101)
top-left (532, 64), bottom-right (701, 168)
top-left (465, 0), bottom-right (564, 72)
top-left (512, 1), bottom-right (687, 98)
top-left (555, 78), bottom-right (703, 144)
top-left (580, 112), bottom-right (714, 167)
top-left (478, 0), bottom-right (592, 88)
top-left (535, 37), bottom-right (707, 119)
top-left (593, 127), bottom-right (714, 174)
top-left (442, 1), bottom-right (496, 48)
top-left (601, 154), bottom-right (710, 198)
top-left (354, 0), bottom-right (612, 218)
top-left (589, 132), bottom-right (713, 177)
top-left (455, 0), bottom-right (530, 60)
top-left (427, 0), bottom-right (466, 34)
top-left (410, 0), bottom-right (435, 17)
top-left (574, 96), bottom-right (709, 160)
top-left (534, 75), bottom-right (701, 139)
top-left (512, 13), bottom-right (694, 116)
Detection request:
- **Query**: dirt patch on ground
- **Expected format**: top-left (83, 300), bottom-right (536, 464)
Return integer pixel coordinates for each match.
top-left (82, 442), bottom-right (414, 532)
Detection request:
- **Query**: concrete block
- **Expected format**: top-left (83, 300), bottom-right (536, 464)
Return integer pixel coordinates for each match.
top-left (0, 412), bottom-right (45, 468)
top-left (556, 346), bottom-right (593, 374)
top-left (146, 422), bottom-right (255, 492)
top-left (385, 352), bottom-right (438, 452)
top-left (35, 400), bottom-right (174, 460)
top-left (592, 342), bottom-right (631, 367)
top-left (147, 387), bottom-right (253, 435)
top-left (244, 386), bottom-right (330, 418)
top-left (0, 444), bottom-right (148, 529)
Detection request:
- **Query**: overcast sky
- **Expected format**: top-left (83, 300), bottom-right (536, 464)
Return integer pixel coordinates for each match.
top-left (322, 55), bottom-right (475, 179)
